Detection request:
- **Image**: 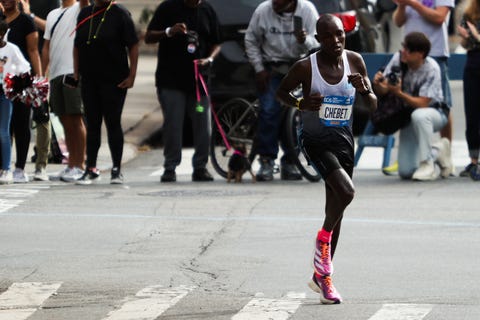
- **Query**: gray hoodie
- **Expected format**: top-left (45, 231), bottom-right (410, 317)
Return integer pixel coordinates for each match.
top-left (245, 0), bottom-right (319, 73)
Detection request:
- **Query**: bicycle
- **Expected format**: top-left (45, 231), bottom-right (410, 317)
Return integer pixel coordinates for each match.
top-left (210, 97), bottom-right (321, 182)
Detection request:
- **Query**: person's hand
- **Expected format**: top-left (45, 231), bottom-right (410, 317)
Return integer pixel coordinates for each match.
top-left (347, 73), bottom-right (369, 93)
top-left (387, 78), bottom-right (402, 95)
top-left (169, 23), bottom-right (187, 37)
top-left (19, 0), bottom-right (31, 14)
top-left (393, 0), bottom-right (410, 6)
top-left (294, 29), bottom-right (306, 44)
top-left (196, 57), bottom-right (213, 67)
top-left (457, 25), bottom-right (469, 39)
top-left (467, 21), bottom-right (480, 41)
top-left (118, 75), bottom-right (135, 89)
top-left (301, 93), bottom-right (324, 111)
top-left (255, 70), bottom-right (270, 93)
top-left (0, 3), bottom-right (4, 13)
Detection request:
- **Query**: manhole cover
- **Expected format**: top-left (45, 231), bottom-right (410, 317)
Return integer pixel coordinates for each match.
top-left (139, 189), bottom-right (265, 197)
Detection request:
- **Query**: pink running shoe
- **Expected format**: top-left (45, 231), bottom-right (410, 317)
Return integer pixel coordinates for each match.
top-left (313, 240), bottom-right (333, 276)
top-left (308, 274), bottom-right (342, 304)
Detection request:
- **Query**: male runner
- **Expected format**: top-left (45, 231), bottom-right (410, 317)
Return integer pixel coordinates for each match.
top-left (276, 14), bottom-right (377, 304)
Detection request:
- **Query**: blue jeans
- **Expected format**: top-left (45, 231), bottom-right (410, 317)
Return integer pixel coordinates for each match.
top-left (0, 94), bottom-right (13, 171)
top-left (433, 56), bottom-right (452, 107)
top-left (256, 73), bottom-right (289, 161)
top-left (398, 107), bottom-right (448, 179)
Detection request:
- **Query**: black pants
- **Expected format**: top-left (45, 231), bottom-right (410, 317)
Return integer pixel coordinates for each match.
top-left (81, 79), bottom-right (127, 169)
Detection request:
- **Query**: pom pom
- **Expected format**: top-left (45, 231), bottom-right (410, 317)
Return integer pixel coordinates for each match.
top-left (4, 72), bottom-right (49, 108)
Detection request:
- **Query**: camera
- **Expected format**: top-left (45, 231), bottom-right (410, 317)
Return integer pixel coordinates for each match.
top-left (387, 65), bottom-right (401, 85)
top-left (186, 30), bottom-right (199, 47)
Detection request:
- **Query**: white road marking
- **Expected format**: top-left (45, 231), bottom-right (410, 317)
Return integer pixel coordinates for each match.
top-left (102, 285), bottom-right (194, 320)
top-left (0, 187), bottom-right (42, 214)
top-left (367, 304), bottom-right (433, 320)
top-left (231, 292), bottom-right (305, 320)
top-left (0, 282), bottom-right (62, 320)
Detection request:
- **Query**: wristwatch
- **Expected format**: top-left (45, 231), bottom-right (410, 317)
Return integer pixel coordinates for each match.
top-left (30, 13), bottom-right (35, 19)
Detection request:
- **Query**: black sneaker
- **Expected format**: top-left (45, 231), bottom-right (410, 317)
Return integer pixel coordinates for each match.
top-left (192, 168), bottom-right (214, 182)
top-left (256, 157), bottom-right (274, 181)
top-left (75, 168), bottom-right (101, 185)
top-left (161, 169), bottom-right (176, 182)
top-left (460, 163), bottom-right (476, 177)
top-left (110, 167), bottom-right (124, 184)
top-left (280, 163), bottom-right (302, 180)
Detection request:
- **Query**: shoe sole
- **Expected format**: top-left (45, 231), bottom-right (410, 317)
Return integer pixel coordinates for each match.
top-left (307, 280), bottom-right (341, 305)
top-left (34, 177), bottom-right (49, 181)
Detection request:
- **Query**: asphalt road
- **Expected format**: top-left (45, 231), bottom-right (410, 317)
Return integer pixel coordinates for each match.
top-left (1, 147), bottom-right (479, 320)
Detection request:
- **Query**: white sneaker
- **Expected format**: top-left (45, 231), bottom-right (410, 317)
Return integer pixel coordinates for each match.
top-left (12, 168), bottom-right (29, 183)
top-left (61, 167), bottom-right (84, 182)
top-left (33, 168), bottom-right (49, 181)
top-left (433, 138), bottom-right (454, 178)
top-left (0, 170), bottom-right (13, 185)
top-left (412, 160), bottom-right (438, 181)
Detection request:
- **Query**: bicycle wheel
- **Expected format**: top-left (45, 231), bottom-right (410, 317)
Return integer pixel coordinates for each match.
top-left (210, 98), bottom-right (257, 179)
top-left (284, 108), bottom-right (322, 182)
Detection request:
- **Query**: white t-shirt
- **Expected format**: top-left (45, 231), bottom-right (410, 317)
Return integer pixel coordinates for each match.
top-left (44, 2), bottom-right (81, 79)
top-left (0, 42), bottom-right (31, 89)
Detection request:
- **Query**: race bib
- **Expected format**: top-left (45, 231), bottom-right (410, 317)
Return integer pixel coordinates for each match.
top-left (319, 95), bottom-right (354, 127)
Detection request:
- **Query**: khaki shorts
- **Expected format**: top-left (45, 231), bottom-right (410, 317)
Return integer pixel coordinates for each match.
top-left (49, 75), bottom-right (83, 116)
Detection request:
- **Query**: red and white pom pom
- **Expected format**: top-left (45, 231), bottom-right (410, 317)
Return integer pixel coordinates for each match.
top-left (3, 73), bottom-right (49, 107)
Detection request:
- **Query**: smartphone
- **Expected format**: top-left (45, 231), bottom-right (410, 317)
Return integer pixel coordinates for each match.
top-left (63, 74), bottom-right (79, 88)
top-left (293, 16), bottom-right (303, 33)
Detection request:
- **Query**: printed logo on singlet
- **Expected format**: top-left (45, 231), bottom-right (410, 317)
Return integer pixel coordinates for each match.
top-left (318, 95), bottom-right (354, 127)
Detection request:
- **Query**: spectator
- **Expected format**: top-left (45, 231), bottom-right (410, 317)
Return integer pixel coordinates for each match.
top-left (42, 0), bottom-right (89, 182)
top-left (457, 0), bottom-right (480, 179)
top-left (372, 32), bottom-right (453, 180)
top-left (2, 0), bottom-right (43, 183)
top-left (392, 0), bottom-right (455, 172)
top-left (0, 18), bottom-right (31, 184)
top-left (20, 0), bottom-right (58, 182)
top-left (276, 14), bottom-right (376, 303)
top-left (145, 0), bottom-right (221, 183)
top-left (73, 0), bottom-right (139, 185)
top-left (245, 0), bottom-right (319, 181)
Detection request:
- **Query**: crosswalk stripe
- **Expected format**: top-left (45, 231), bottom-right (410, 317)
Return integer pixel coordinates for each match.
top-left (101, 285), bottom-right (195, 320)
top-left (367, 304), bottom-right (433, 320)
top-left (0, 282), bottom-right (62, 320)
top-left (231, 292), bottom-right (305, 320)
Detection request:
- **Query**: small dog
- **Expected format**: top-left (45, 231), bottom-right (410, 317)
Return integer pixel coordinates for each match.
top-left (227, 143), bottom-right (256, 183)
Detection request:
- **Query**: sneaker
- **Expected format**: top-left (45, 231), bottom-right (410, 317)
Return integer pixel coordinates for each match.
top-left (256, 157), bottom-right (274, 181)
top-left (192, 168), bottom-right (214, 182)
top-left (12, 168), bottom-right (29, 183)
top-left (412, 160), bottom-right (438, 181)
top-left (433, 138), bottom-right (453, 178)
top-left (110, 167), bottom-right (124, 184)
top-left (280, 163), bottom-right (302, 180)
top-left (470, 164), bottom-right (480, 181)
top-left (61, 167), bottom-right (84, 182)
top-left (0, 170), bottom-right (13, 185)
top-left (308, 274), bottom-right (342, 304)
top-left (75, 168), bottom-right (101, 185)
top-left (382, 160), bottom-right (398, 176)
top-left (313, 240), bottom-right (333, 276)
top-left (460, 163), bottom-right (476, 177)
top-left (161, 169), bottom-right (176, 182)
top-left (33, 168), bottom-right (49, 181)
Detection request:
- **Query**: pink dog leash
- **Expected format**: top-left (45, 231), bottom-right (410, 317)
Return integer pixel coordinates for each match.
top-left (193, 59), bottom-right (231, 150)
